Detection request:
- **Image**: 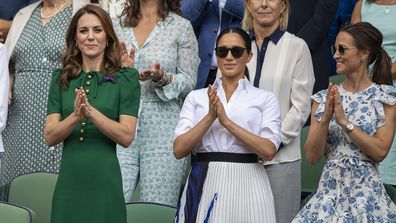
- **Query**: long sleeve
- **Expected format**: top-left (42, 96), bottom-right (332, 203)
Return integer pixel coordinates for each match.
top-left (223, 0), bottom-right (244, 20)
top-left (181, 0), bottom-right (209, 29)
top-left (0, 44), bottom-right (9, 153)
top-left (154, 21), bottom-right (199, 100)
top-left (281, 42), bottom-right (315, 145)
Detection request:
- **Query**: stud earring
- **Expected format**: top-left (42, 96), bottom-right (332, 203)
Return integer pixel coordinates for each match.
top-left (360, 56), bottom-right (367, 62)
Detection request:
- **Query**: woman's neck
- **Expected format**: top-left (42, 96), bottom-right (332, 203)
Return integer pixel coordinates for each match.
top-left (343, 67), bottom-right (373, 92)
top-left (139, 0), bottom-right (160, 19)
top-left (82, 56), bottom-right (104, 72)
top-left (253, 21), bottom-right (279, 48)
top-left (221, 75), bottom-right (243, 101)
top-left (42, 0), bottom-right (69, 8)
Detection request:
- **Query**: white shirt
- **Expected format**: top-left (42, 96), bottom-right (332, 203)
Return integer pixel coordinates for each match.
top-left (247, 31), bottom-right (315, 164)
top-left (174, 78), bottom-right (281, 154)
top-left (0, 43), bottom-right (9, 153)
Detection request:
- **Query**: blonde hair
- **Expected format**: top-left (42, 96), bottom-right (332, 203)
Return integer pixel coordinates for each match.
top-left (242, 0), bottom-right (290, 31)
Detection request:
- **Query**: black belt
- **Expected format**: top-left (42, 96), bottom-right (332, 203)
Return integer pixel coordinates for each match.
top-left (196, 152), bottom-right (259, 163)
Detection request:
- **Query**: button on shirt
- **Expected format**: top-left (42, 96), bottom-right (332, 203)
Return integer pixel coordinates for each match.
top-left (174, 78), bottom-right (282, 154)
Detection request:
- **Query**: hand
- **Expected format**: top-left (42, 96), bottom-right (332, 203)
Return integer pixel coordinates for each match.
top-left (0, 19), bottom-right (12, 43)
top-left (139, 63), bottom-right (163, 81)
top-left (214, 96), bottom-right (229, 126)
top-left (120, 41), bottom-right (134, 68)
top-left (207, 85), bottom-right (217, 120)
top-left (332, 86), bottom-right (348, 127)
top-left (79, 88), bottom-right (93, 118)
top-left (73, 88), bottom-right (85, 121)
top-left (322, 83), bottom-right (335, 123)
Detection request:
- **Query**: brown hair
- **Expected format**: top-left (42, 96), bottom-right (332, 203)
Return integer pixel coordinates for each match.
top-left (341, 22), bottom-right (392, 85)
top-left (242, 0), bottom-right (290, 31)
top-left (121, 0), bottom-right (182, 28)
top-left (61, 4), bottom-right (122, 88)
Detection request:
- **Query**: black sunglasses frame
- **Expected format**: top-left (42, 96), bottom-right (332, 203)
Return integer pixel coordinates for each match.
top-left (215, 46), bottom-right (248, 59)
top-left (331, 44), bottom-right (357, 56)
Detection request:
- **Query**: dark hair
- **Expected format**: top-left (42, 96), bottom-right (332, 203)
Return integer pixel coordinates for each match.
top-left (341, 22), bottom-right (392, 85)
top-left (216, 27), bottom-right (252, 52)
top-left (216, 27), bottom-right (252, 80)
top-left (61, 4), bottom-right (122, 88)
top-left (121, 0), bottom-right (182, 28)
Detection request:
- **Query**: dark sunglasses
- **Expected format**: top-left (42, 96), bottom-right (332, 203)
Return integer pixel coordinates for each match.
top-left (331, 44), bottom-right (357, 56)
top-left (215, 46), bottom-right (248, 59)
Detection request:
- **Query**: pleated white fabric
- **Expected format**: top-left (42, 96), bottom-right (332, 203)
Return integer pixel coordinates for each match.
top-left (176, 162), bottom-right (276, 223)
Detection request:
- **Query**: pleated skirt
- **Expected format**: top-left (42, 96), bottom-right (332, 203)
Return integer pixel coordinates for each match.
top-left (175, 153), bottom-right (276, 223)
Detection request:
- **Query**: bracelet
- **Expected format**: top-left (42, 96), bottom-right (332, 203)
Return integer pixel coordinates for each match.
top-left (153, 70), bottom-right (168, 87)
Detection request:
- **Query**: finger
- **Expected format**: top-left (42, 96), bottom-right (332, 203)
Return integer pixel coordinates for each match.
top-left (129, 47), bottom-right (135, 59)
top-left (154, 63), bottom-right (161, 70)
top-left (120, 41), bottom-right (127, 53)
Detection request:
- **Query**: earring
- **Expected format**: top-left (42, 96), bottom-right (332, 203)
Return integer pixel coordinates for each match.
top-left (106, 42), bottom-right (109, 47)
top-left (75, 42), bottom-right (78, 48)
top-left (360, 56), bottom-right (367, 62)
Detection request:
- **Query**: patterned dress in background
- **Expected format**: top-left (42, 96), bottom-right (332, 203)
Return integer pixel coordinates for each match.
top-left (113, 12), bottom-right (199, 206)
top-left (0, 5), bottom-right (72, 200)
top-left (293, 83), bottom-right (396, 222)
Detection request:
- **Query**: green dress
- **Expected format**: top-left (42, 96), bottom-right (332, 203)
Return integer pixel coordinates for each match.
top-left (47, 68), bottom-right (140, 223)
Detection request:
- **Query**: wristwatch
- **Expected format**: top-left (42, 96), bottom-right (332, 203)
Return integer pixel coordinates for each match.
top-left (345, 122), bottom-right (355, 133)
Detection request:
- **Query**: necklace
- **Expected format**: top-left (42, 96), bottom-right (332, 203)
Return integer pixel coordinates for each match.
top-left (41, 0), bottom-right (70, 19)
top-left (384, 0), bottom-right (396, 14)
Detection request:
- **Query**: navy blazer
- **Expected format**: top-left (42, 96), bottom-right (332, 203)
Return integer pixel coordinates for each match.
top-left (287, 0), bottom-right (339, 93)
top-left (181, 0), bottom-right (244, 89)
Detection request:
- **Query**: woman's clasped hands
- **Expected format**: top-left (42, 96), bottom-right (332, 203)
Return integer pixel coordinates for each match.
top-left (207, 85), bottom-right (230, 125)
top-left (322, 83), bottom-right (348, 126)
top-left (73, 87), bottom-right (93, 121)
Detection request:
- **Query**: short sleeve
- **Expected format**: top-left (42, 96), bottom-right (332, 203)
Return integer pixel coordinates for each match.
top-left (118, 68), bottom-right (141, 117)
top-left (47, 69), bottom-right (62, 115)
top-left (372, 84), bottom-right (396, 128)
top-left (173, 90), bottom-right (196, 140)
top-left (311, 89), bottom-right (328, 121)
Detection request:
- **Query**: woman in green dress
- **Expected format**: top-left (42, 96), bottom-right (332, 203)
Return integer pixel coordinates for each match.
top-left (44, 5), bottom-right (140, 223)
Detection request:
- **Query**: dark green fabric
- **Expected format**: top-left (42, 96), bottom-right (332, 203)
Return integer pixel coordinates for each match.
top-left (48, 68), bottom-right (140, 223)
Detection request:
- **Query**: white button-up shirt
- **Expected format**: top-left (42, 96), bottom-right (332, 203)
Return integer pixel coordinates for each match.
top-left (0, 43), bottom-right (9, 153)
top-left (174, 78), bottom-right (281, 154)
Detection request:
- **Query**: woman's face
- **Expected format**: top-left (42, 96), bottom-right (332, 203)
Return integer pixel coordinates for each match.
top-left (333, 31), bottom-right (368, 75)
top-left (76, 13), bottom-right (107, 60)
top-left (246, 0), bottom-right (285, 29)
top-left (216, 33), bottom-right (252, 79)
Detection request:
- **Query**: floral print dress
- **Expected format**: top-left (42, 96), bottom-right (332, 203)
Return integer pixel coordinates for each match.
top-left (293, 83), bottom-right (396, 223)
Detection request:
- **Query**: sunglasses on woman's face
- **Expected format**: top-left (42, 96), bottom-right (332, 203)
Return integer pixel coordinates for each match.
top-left (215, 46), bottom-right (247, 59)
top-left (331, 44), bottom-right (357, 56)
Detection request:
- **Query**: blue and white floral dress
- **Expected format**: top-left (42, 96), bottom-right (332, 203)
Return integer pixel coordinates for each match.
top-left (293, 83), bottom-right (396, 223)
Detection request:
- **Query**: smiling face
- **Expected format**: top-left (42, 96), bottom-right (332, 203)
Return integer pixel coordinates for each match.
top-left (216, 32), bottom-right (252, 80)
top-left (333, 31), bottom-right (369, 75)
top-left (246, 0), bottom-right (285, 29)
top-left (76, 13), bottom-right (107, 60)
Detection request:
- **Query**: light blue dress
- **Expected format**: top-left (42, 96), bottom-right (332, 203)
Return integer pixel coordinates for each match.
top-left (293, 84), bottom-right (396, 222)
top-left (361, 0), bottom-right (396, 186)
top-left (112, 12), bottom-right (199, 206)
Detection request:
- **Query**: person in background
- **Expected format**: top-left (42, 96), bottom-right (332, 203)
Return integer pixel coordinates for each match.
top-left (174, 27), bottom-right (280, 223)
top-left (0, 0), bottom-right (38, 42)
top-left (293, 22), bottom-right (396, 222)
top-left (242, 0), bottom-right (315, 222)
top-left (0, 0), bottom-right (89, 200)
top-left (112, 0), bottom-right (199, 206)
top-left (0, 43), bottom-right (8, 159)
top-left (181, 0), bottom-right (244, 89)
top-left (352, 0), bottom-right (396, 190)
top-left (327, 0), bottom-right (356, 75)
top-left (44, 5), bottom-right (140, 223)
top-left (288, 0), bottom-right (338, 93)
